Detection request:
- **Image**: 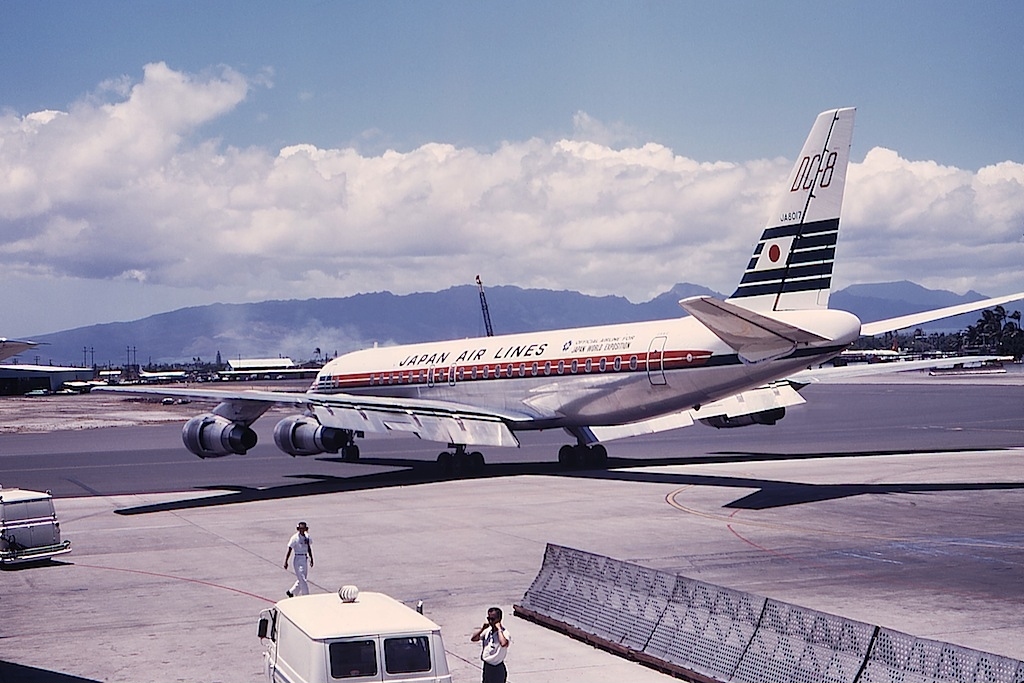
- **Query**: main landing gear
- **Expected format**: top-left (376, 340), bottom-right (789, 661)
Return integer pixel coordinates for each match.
top-left (557, 443), bottom-right (608, 468)
top-left (436, 444), bottom-right (485, 476)
top-left (339, 429), bottom-right (361, 461)
top-left (433, 440), bottom-right (610, 476)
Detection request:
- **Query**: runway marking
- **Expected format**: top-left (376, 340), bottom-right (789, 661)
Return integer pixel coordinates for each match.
top-left (74, 562), bottom-right (275, 603)
top-left (835, 551), bottom-right (903, 565)
top-left (723, 509), bottom-right (795, 560)
top-left (663, 485), bottom-right (907, 541)
top-left (668, 487), bottom-right (909, 571)
top-left (664, 485), bottom-right (1018, 553)
top-left (71, 561), bottom-right (483, 674)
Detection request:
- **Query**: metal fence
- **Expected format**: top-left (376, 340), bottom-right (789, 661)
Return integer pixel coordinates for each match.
top-left (515, 544), bottom-right (1024, 683)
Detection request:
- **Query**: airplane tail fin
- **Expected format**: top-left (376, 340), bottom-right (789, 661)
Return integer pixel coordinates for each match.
top-left (727, 108), bottom-right (856, 312)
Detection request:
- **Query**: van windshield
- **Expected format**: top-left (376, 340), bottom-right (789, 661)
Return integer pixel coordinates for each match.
top-left (384, 636), bottom-right (431, 674)
top-left (329, 639), bottom-right (377, 679)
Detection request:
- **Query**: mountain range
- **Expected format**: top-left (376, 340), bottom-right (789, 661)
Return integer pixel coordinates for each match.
top-left (19, 280), bottom-right (1004, 367)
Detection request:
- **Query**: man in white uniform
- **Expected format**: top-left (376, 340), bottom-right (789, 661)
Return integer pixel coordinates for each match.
top-left (283, 521), bottom-right (313, 596)
top-left (471, 606), bottom-right (511, 683)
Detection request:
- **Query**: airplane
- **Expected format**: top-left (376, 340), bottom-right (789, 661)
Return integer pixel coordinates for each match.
top-left (96, 108), bottom-right (1024, 471)
top-left (0, 338), bottom-right (40, 363)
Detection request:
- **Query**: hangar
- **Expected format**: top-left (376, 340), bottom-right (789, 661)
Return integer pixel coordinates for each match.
top-left (0, 365), bottom-right (94, 396)
top-left (218, 358), bottom-right (319, 381)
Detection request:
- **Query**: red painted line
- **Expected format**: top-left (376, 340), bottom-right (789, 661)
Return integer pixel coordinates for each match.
top-left (74, 562), bottom-right (276, 603)
top-left (725, 509), bottom-right (795, 560)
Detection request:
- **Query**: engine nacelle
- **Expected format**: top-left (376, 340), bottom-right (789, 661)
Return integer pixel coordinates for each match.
top-left (182, 414), bottom-right (258, 458)
top-left (273, 415), bottom-right (347, 456)
top-left (699, 407), bottom-right (786, 429)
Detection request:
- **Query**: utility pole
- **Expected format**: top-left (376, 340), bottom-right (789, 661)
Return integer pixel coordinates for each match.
top-left (476, 275), bottom-right (494, 337)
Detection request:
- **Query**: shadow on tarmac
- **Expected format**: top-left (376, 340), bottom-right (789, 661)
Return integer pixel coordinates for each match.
top-left (572, 467), bottom-right (1024, 509)
top-left (0, 661), bottom-right (100, 683)
top-left (113, 447), bottom-right (1024, 515)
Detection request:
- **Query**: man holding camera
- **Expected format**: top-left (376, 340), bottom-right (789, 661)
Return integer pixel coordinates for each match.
top-left (471, 606), bottom-right (511, 683)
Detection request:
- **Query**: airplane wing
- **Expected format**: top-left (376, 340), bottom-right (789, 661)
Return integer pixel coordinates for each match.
top-left (585, 381), bottom-right (805, 442)
top-left (94, 385), bottom-right (527, 447)
top-left (584, 348), bottom-right (1009, 442)
top-left (790, 355), bottom-right (1012, 384)
top-left (0, 338), bottom-right (40, 362)
top-left (860, 291), bottom-right (1024, 336)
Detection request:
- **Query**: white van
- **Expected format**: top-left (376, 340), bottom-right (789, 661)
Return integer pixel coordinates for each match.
top-left (258, 587), bottom-right (452, 683)
top-left (0, 487), bottom-right (72, 565)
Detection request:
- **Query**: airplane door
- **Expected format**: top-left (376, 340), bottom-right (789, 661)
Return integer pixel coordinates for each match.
top-left (449, 364), bottom-right (458, 386)
top-left (647, 336), bottom-right (667, 386)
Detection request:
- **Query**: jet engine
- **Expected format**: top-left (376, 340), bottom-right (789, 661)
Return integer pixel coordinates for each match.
top-left (699, 407), bottom-right (786, 429)
top-left (182, 414), bottom-right (258, 458)
top-left (273, 415), bottom-right (348, 457)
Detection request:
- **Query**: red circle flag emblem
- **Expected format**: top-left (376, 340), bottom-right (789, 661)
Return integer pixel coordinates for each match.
top-left (768, 244), bottom-right (782, 262)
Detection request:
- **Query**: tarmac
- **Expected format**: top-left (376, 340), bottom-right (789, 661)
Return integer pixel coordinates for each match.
top-left (1, 371), bottom-right (1023, 682)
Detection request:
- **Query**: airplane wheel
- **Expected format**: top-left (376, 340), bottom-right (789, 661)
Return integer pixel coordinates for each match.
top-left (437, 451), bottom-right (453, 474)
top-left (587, 444), bottom-right (608, 467)
top-left (558, 445), bottom-right (575, 467)
top-left (343, 444), bottom-right (360, 461)
top-left (452, 452), bottom-right (470, 477)
top-left (469, 451), bottom-right (485, 472)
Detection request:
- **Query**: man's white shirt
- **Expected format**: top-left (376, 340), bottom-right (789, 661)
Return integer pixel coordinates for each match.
top-left (288, 532), bottom-right (311, 556)
top-left (480, 626), bottom-right (510, 665)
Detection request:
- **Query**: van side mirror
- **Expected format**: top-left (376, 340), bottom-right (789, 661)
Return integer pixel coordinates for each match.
top-left (258, 617), bottom-right (270, 639)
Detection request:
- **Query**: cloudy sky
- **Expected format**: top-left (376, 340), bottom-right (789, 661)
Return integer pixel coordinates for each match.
top-left (2, 2), bottom-right (1022, 337)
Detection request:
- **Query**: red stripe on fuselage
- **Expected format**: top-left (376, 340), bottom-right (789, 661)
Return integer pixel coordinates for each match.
top-left (313, 350), bottom-right (713, 393)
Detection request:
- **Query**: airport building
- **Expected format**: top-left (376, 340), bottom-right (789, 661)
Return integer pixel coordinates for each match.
top-left (218, 358), bottom-right (320, 380)
top-left (0, 365), bottom-right (94, 396)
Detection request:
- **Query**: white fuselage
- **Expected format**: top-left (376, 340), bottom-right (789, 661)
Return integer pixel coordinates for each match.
top-left (311, 309), bottom-right (861, 432)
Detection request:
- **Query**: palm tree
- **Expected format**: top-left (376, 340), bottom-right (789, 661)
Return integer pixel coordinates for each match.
top-left (964, 306), bottom-right (1024, 358)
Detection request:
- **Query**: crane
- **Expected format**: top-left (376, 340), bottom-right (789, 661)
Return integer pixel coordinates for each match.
top-left (476, 275), bottom-right (494, 337)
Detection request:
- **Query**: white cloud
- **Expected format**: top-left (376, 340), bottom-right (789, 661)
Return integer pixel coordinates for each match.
top-left (1, 62), bottom-right (1021, 336)
top-left (843, 149), bottom-right (1024, 295)
top-left (571, 110), bottom-right (640, 148)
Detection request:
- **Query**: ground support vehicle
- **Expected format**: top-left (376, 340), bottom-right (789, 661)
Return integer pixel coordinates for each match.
top-left (0, 487), bottom-right (72, 565)
top-left (258, 586), bottom-right (452, 683)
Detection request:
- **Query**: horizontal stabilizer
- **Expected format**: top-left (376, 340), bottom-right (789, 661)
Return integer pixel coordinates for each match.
top-left (860, 291), bottom-right (1024, 336)
top-left (679, 296), bottom-right (828, 363)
